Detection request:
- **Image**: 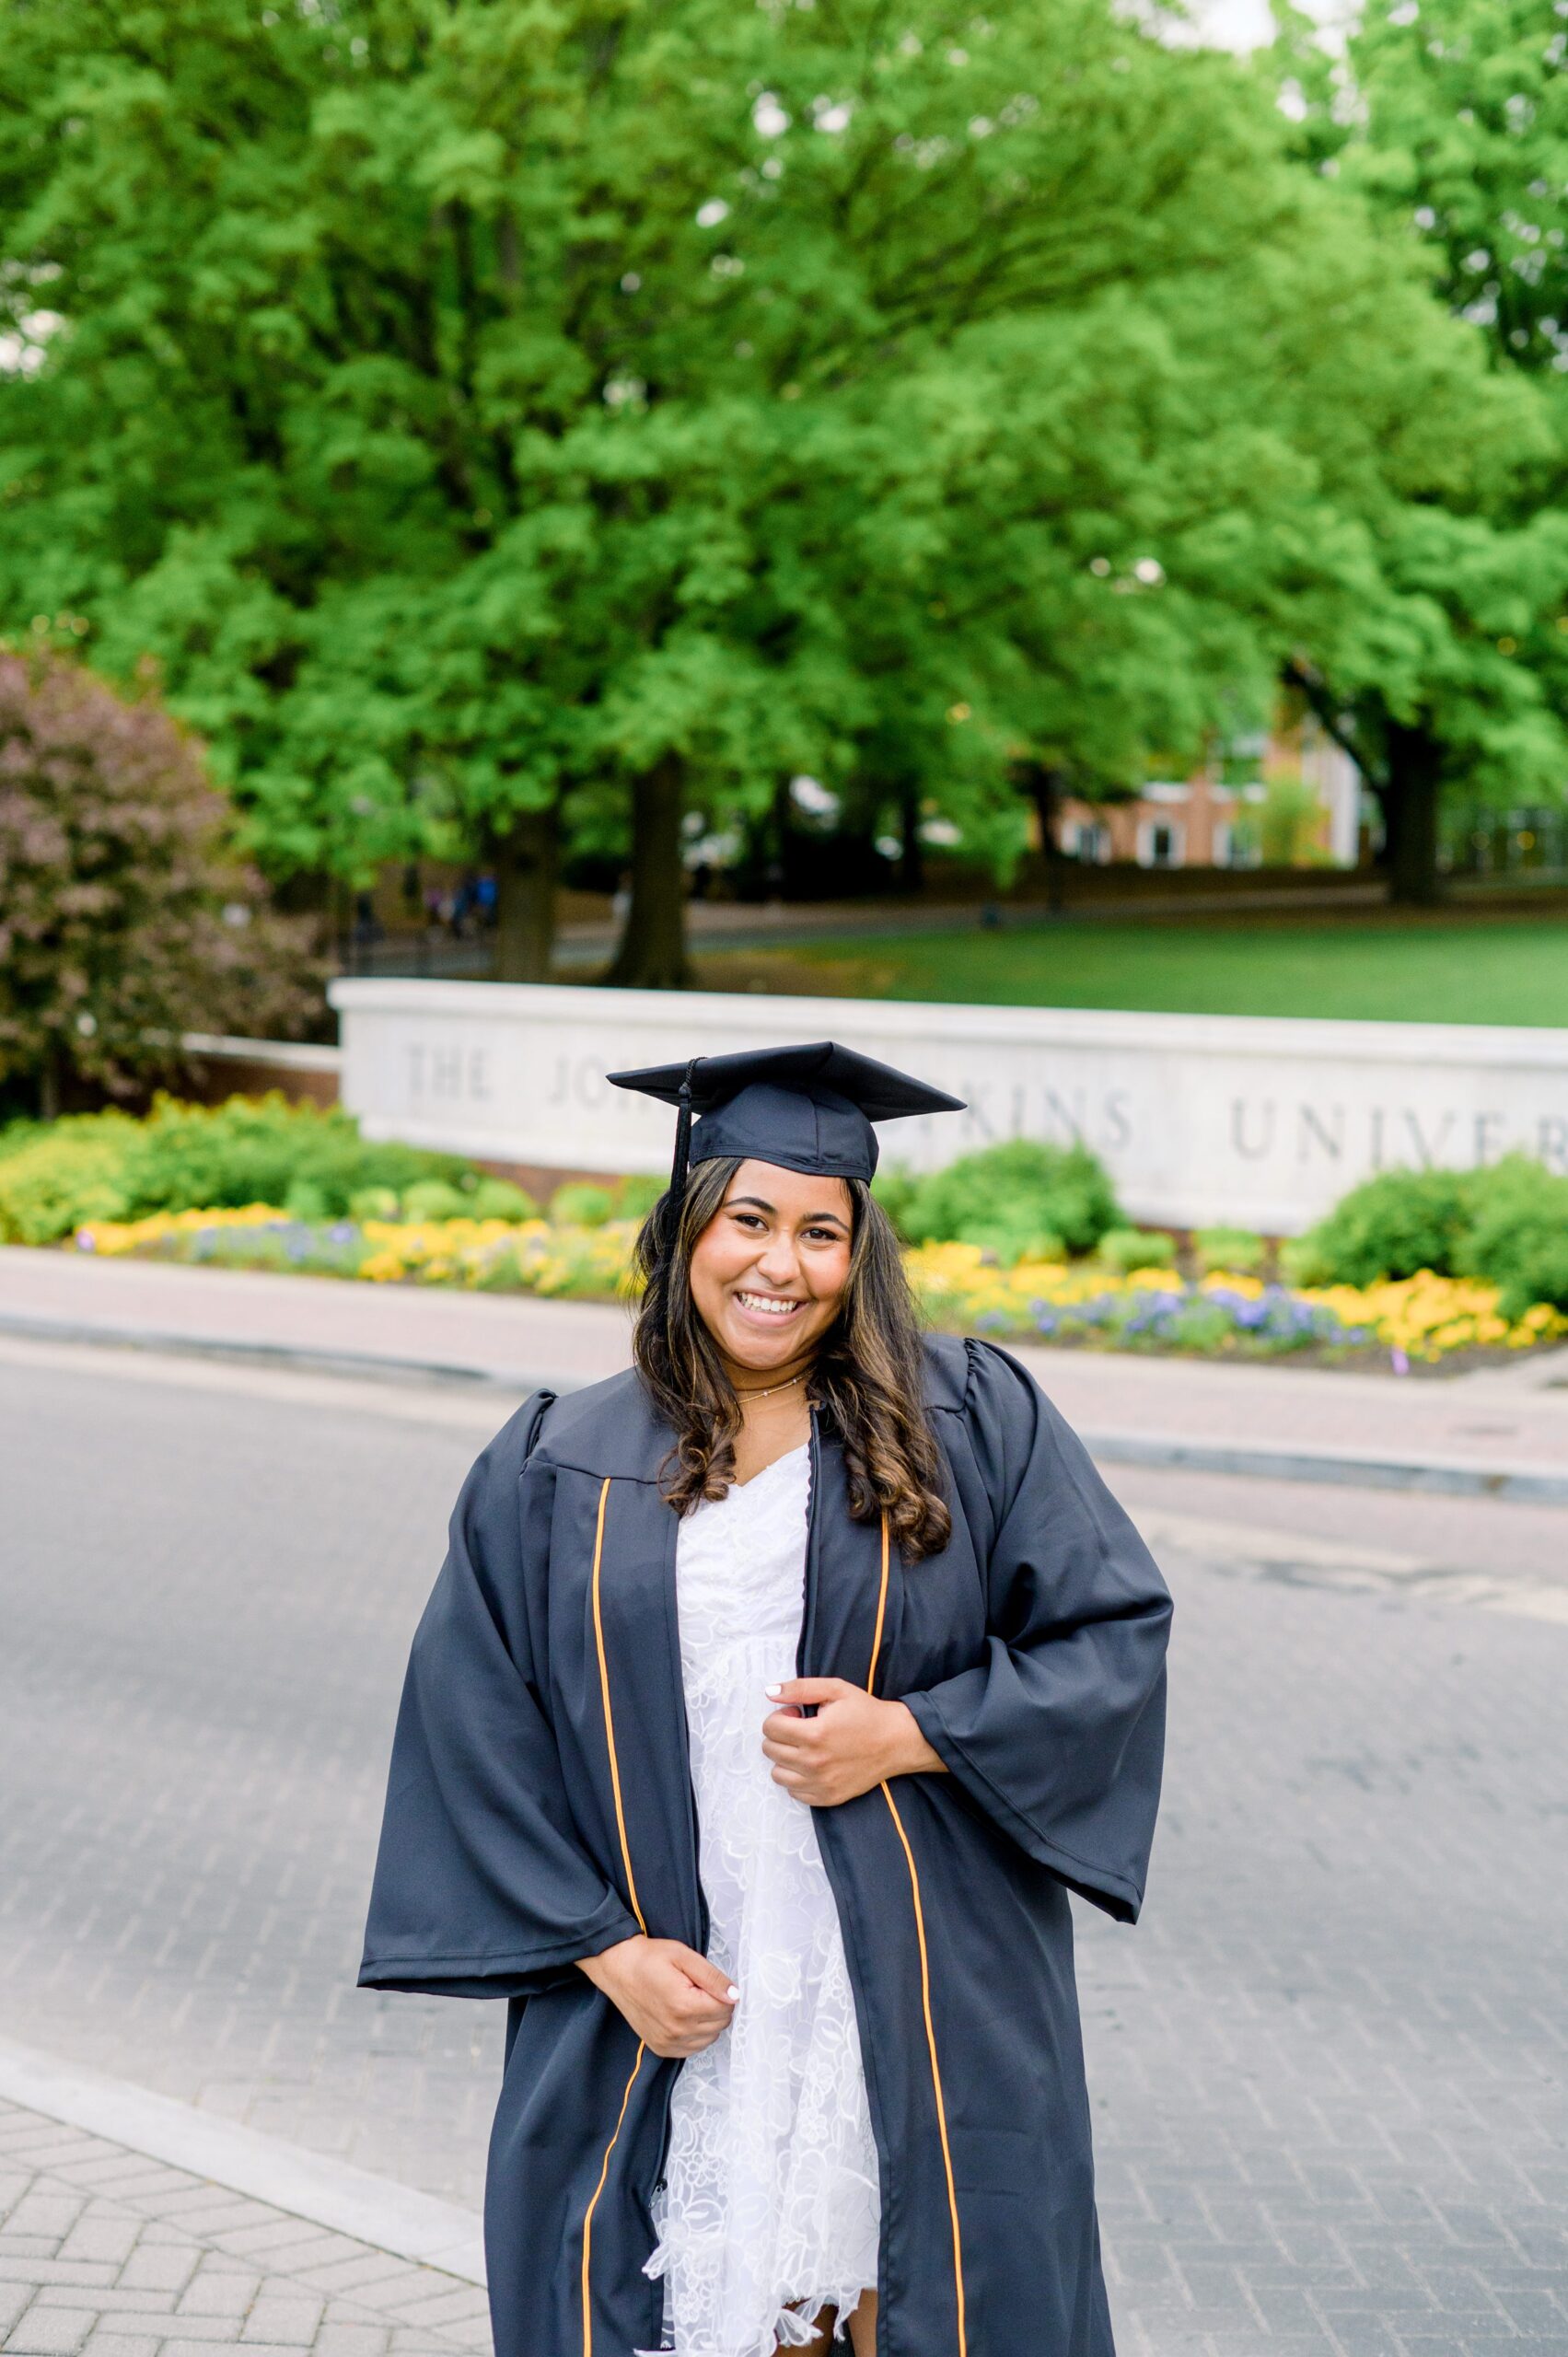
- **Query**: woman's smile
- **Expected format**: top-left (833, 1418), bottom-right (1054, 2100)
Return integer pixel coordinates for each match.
top-left (731, 1288), bottom-right (806, 1321)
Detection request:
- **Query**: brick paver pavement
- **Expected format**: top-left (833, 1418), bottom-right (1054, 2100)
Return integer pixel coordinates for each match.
top-left (2, 1343), bottom-right (1565, 2356)
top-left (0, 2099), bottom-right (489, 2357)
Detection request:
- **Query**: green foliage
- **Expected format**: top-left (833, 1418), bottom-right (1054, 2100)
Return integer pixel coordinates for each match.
top-left (1098, 1227), bottom-right (1177, 1274)
top-left (1458, 1155), bottom-right (1568, 1318)
top-left (0, 1096), bottom-right (476, 1241)
top-left (1256, 774), bottom-right (1328, 867)
top-left (1284, 1167), bottom-right (1476, 1286)
top-left (122, 1097), bottom-right (471, 1223)
top-left (1285, 1154), bottom-right (1568, 1308)
top-left (870, 1165), bottom-right (923, 1238)
top-left (3, 0), bottom-right (1544, 969)
top-left (1194, 1226), bottom-right (1267, 1276)
top-left (0, 1113), bottom-right (140, 1245)
top-left (549, 1182), bottom-right (617, 1229)
top-left (349, 1185), bottom-right (402, 1222)
top-left (899, 1138), bottom-right (1122, 1263)
top-left (400, 1179), bottom-right (471, 1223)
top-left (613, 1173), bottom-right (667, 1223)
top-left (469, 1176), bottom-right (540, 1221)
top-left (1270, 0), bottom-right (1568, 877)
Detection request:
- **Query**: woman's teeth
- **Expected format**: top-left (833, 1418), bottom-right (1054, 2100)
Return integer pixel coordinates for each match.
top-left (735, 1292), bottom-right (801, 1317)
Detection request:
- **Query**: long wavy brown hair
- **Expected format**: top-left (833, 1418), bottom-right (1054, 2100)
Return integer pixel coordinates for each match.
top-left (632, 1155), bottom-right (951, 1562)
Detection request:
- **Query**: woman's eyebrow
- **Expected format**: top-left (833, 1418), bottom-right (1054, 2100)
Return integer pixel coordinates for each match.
top-left (727, 1194), bottom-right (848, 1228)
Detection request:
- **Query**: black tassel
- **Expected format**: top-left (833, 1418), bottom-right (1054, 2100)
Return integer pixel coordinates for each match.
top-left (668, 1057), bottom-right (701, 1200)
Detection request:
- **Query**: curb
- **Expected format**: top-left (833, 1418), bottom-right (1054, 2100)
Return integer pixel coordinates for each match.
top-left (4, 1314), bottom-right (1564, 1504)
top-left (0, 1311), bottom-right (566, 1399)
top-left (1086, 1430), bottom-right (1568, 1506)
top-left (0, 2036), bottom-right (486, 2286)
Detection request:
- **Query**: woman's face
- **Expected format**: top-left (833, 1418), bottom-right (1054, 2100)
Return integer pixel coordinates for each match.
top-left (688, 1158), bottom-right (854, 1376)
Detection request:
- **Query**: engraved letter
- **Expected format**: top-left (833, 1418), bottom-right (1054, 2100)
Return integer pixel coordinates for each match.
top-left (1471, 1111), bottom-right (1504, 1167)
top-left (1297, 1104), bottom-right (1344, 1163)
top-left (1041, 1088), bottom-right (1086, 1143)
top-left (1101, 1091), bottom-right (1132, 1152)
top-left (1536, 1115), bottom-right (1568, 1173)
top-left (1401, 1109), bottom-right (1456, 1167)
top-left (1230, 1099), bottom-right (1276, 1160)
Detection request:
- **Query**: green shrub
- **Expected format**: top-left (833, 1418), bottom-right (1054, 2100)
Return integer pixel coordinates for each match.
top-left (469, 1177), bottom-right (540, 1222)
top-left (1286, 1166), bottom-right (1475, 1287)
top-left (284, 1178), bottom-right (333, 1223)
top-left (1458, 1154), bottom-right (1568, 1317)
top-left (0, 1096), bottom-right (483, 1241)
top-left (349, 1185), bottom-right (402, 1222)
top-left (549, 1181), bottom-right (617, 1227)
top-left (0, 1113), bottom-right (139, 1244)
top-left (870, 1164), bottom-right (923, 1238)
top-left (1194, 1226), bottom-right (1267, 1276)
top-left (614, 1172), bottom-right (666, 1222)
top-left (122, 1096), bottom-right (472, 1221)
top-left (899, 1138), bottom-right (1121, 1265)
top-left (401, 1178), bottom-right (470, 1222)
top-left (1098, 1226), bottom-right (1176, 1274)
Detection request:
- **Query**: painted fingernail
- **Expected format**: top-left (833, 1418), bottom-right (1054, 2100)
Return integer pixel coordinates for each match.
top-left (725, 1985), bottom-right (740, 2002)
top-left (764, 1684), bottom-right (782, 1699)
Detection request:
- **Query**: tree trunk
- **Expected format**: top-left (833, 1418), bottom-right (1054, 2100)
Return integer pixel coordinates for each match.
top-left (898, 783), bottom-right (924, 894)
top-left (38, 1041), bottom-right (61, 1122)
top-left (490, 803), bottom-right (558, 982)
top-left (605, 754), bottom-right (690, 990)
top-left (1380, 722), bottom-right (1444, 907)
top-left (1028, 767), bottom-right (1068, 914)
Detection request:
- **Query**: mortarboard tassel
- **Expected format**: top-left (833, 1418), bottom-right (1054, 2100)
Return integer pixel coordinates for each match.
top-left (668, 1057), bottom-right (702, 1200)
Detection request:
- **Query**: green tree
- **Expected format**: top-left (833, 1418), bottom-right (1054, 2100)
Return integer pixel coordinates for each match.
top-left (0, 645), bottom-right (316, 1115)
top-left (5, 0), bottom-right (1547, 973)
top-left (0, 0), bottom-right (1378, 983)
top-left (1273, 0), bottom-right (1568, 901)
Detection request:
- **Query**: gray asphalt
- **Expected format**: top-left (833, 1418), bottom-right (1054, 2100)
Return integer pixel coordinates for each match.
top-left (1, 1345), bottom-right (1563, 2357)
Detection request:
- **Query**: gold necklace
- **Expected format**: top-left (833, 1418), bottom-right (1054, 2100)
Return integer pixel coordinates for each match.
top-left (733, 1370), bottom-right (808, 1403)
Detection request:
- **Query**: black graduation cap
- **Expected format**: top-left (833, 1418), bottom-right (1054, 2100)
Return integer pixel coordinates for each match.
top-left (608, 1040), bottom-right (965, 1195)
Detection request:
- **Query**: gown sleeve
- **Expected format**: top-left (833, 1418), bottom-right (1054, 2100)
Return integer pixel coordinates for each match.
top-left (357, 1397), bottom-right (644, 1998)
top-left (902, 1340), bottom-right (1172, 1923)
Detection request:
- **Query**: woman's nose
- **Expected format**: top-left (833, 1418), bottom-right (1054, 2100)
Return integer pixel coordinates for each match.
top-left (755, 1235), bottom-right (801, 1285)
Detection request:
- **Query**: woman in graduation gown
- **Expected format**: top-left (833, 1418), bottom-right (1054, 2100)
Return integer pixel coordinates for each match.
top-left (359, 1041), bottom-right (1172, 2357)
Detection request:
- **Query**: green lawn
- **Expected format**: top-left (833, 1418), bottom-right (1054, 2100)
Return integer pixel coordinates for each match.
top-left (733, 916), bottom-right (1568, 1025)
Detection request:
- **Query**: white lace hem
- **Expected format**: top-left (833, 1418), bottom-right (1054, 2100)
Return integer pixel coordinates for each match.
top-left (635, 2278), bottom-right (878, 2357)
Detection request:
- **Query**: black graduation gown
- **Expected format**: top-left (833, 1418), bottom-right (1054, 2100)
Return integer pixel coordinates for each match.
top-left (359, 1334), bottom-right (1171, 2357)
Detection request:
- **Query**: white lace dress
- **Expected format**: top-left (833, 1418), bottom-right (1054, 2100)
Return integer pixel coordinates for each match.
top-left (640, 1444), bottom-right (881, 2357)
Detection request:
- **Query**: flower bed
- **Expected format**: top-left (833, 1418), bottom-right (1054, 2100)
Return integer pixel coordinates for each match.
top-left (73, 1204), bottom-right (641, 1300)
top-left (69, 1207), bottom-right (1566, 1363)
top-left (901, 1241), bottom-right (1564, 1363)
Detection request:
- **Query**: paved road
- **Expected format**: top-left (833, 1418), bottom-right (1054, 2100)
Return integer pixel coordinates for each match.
top-left (0, 2098), bottom-right (489, 2357)
top-left (2, 1344), bottom-right (1564, 2357)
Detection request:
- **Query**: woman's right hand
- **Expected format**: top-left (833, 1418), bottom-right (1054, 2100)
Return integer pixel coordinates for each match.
top-left (577, 1934), bottom-right (739, 2059)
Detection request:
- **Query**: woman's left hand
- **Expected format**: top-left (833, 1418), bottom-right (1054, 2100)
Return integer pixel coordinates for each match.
top-left (761, 1679), bottom-right (947, 1807)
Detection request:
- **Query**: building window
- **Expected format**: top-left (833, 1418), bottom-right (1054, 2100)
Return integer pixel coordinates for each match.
top-left (1137, 818), bottom-right (1184, 868)
top-left (1212, 821), bottom-right (1259, 869)
top-left (1062, 819), bottom-right (1110, 864)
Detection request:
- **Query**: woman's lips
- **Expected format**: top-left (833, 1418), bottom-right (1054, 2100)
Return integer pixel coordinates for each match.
top-left (731, 1290), bottom-right (806, 1320)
